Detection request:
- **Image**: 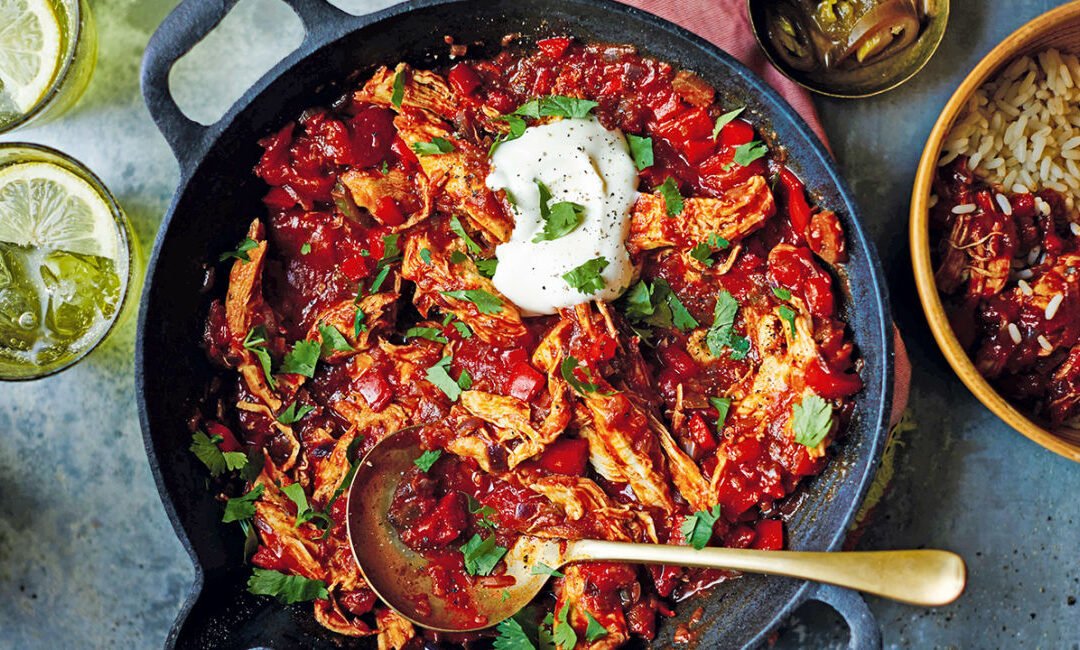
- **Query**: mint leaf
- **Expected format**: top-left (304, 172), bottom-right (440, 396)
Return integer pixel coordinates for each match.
top-left (681, 504), bottom-right (721, 550)
top-left (656, 177), bottom-right (683, 218)
top-left (277, 401), bottom-right (314, 425)
top-left (562, 256), bottom-right (609, 294)
top-left (712, 107), bottom-right (744, 139)
top-left (440, 289), bottom-right (503, 314)
top-left (793, 393), bottom-right (832, 447)
top-left (411, 137), bottom-right (455, 155)
top-left (223, 484), bottom-right (264, 523)
top-left (220, 237), bottom-right (258, 263)
top-left (460, 533), bottom-right (507, 576)
top-left (280, 339), bottom-right (320, 377)
top-left (414, 449), bottom-right (442, 472)
top-left (247, 568), bottom-right (328, 604)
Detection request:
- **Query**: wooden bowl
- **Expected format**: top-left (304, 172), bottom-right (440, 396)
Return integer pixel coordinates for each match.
top-left (911, 0), bottom-right (1080, 462)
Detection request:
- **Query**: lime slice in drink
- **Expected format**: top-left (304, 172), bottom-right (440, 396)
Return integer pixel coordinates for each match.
top-left (0, 0), bottom-right (63, 114)
top-left (0, 161), bottom-right (119, 260)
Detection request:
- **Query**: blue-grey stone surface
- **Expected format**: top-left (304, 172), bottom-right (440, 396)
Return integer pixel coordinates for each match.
top-left (0, 0), bottom-right (1077, 648)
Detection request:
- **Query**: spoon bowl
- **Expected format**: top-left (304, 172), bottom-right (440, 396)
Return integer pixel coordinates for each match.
top-left (347, 428), bottom-right (966, 632)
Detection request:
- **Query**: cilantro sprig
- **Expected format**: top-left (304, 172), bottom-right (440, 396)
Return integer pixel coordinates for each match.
top-left (276, 401), bottom-right (314, 425)
top-left (243, 326), bottom-right (276, 388)
top-left (220, 237), bottom-right (258, 263)
top-left (247, 568), bottom-right (328, 604)
top-left (223, 484), bottom-right (264, 523)
top-left (460, 533), bottom-right (507, 576)
top-left (618, 278), bottom-right (698, 338)
top-left (562, 256), bottom-right (608, 294)
top-left (553, 602), bottom-right (578, 650)
top-left (280, 339), bottom-right (320, 377)
top-left (681, 504), bottom-right (721, 550)
top-left (513, 95), bottom-right (598, 119)
top-left (425, 356), bottom-right (471, 400)
top-left (190, 431), bottom-right (247, 477)
top-left (793, 393), bottom-right (833, 448)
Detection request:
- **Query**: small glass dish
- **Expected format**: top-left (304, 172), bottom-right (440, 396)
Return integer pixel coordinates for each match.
top-left (0, 0), bottom-right (98, 134)
top-left (748, 0), bottom-right (949, 98)
top-left (0, 143), bottom-right (135, 380)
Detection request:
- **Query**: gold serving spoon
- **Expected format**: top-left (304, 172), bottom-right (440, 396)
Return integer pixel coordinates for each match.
top-left (346, 427), bottom-right (965, 632)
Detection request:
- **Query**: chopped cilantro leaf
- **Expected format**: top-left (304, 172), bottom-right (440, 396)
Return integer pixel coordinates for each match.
top-left (656, 177), bottom-right (684, 218)
top-left (450, 215), bottom-right (484, 254)
top-left (412, 137), bottom-right (455, 155)
top-left (300, 242), bottom-right (311, 255)
top-left (426, 356), bottom-right (464, 400)
top-left (681, 504), bottom-right (721, 550)
top-left (466, 493), bottom-right (496, 528)
top-left (449, 250), bottom-right (469, 264)
top-left (220, 237), bottom-right (258, 263)
top-left (560, 355), bottom-right (601, 394)
top-left (712, 107), bottom-right (745, 139)
top-left (223, 484), bottom-right (264, 523)
top-left (494, 614), bottom-right (535, 650)
top-left (533, 180), bottom-right (585, 242)
top-left (706, 291), bottom-right (748, 359)
top-left (277, 401), bottom-right (314, 425)
top-left (440, 288), bottom-right (503, 314)
top-left (708, 233), bottom-right (730, 249)
top-left (664, 283), bottom-right (699, 331)
top-left (391, 69), bottom-right (405, 109)
top-left (773, 287), bottom-right (792, 301)
top-left (381, 160), bottom-right (389, 174)
top-left (190, 431), bottom-right (246, 477)
top-left (475, 257), bottom-right (498, 278)
top-left (419, 248), bottom-right (433, 265)
top-left (280, 339), bottom-right (320, 377)
top-left (530, 562), bottom-right (564, 578)
top-left (562, 256), bottom-right (609, 294)
top-left (778, 305), bottom-right (797, 333)
top-left (617, 278), bottom-right (697, 332)
top-left (239, 449), bottom-right (265, 483)
top-left (690, 241), bottom-right (714, 267)
top-left (733, 140), bottom-right (768, 167)
top-left (553, 602), bottom-right (578, 650)
top-left (627, 134), bottom-right (653, 171)
top-left (793, 393), bottom-right (833, 448)
top-left (414, 449), bottom-right (442, 472)
top-left (247, 568), bottom-right (328, 604)
top-left (406, 326), bottom-right (449, 343)
top-left (318, 323), bottom-right (353, 358)
top-left (490, 114), bottom-right (528, 155)
top-left (501, 589), bottom-right (512, 603)
top-left (281, 482), bottom-right (330, 528)
top-left (709, 396), bottom-right (732, 428)
top-left (458, 368), bottom-right (472, 390)
top-left (451, 320), bottom-right (473, 338)
top-left (243, 326), bottom-right (276, 388)
top-left (369, 265), bottom-right (391, 293)
top-left (584, 612), bottom-right (608, 642)
top-left (381, 234), bottom-right (402, 262)
top-left (460, 533), bottom-right (507, 576)
top-left (513, 95), bottom-right (598, 119)
top-left (353, 306), bottom-right (366, 339)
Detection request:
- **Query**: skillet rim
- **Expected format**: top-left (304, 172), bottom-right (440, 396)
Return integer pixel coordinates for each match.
top-left (136, 0), bottom-right (893, 646)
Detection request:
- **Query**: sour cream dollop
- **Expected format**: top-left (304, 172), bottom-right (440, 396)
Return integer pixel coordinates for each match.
top-left (486, 117), bottom-right (638, 315)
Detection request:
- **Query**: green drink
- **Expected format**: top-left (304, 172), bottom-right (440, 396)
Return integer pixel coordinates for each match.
top-left (0, 0), bottom-right (97, 133)
top-left (0, 144), bottom-right (133, 380)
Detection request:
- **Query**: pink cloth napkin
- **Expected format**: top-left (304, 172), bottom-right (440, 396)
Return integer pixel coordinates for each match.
top-left (621, 0), bottom-right (912, 426)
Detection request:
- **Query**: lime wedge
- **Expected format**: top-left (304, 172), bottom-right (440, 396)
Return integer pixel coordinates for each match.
top-left (0, 162), bottom-right (119, 260)
top-left (0, 0), bottom-right (62, 114)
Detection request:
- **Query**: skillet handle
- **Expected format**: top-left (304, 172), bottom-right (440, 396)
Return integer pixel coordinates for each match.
top-left (807, 583), bottom-right (883, 650)
top-left (140, 0), bottom-right (350, 173)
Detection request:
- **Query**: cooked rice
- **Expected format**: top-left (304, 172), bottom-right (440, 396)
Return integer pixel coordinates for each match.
top-left (940, 48), bottom-right (1080, 211)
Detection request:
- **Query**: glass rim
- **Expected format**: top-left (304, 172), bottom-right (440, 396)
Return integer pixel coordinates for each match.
top-left (0, 141), bottom-right (133, 381)
top-left (0, 0), bottom-right (86, 135)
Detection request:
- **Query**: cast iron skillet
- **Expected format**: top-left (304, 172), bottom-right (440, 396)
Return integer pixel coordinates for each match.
top-left (137, 0), bottom-right (894, 647)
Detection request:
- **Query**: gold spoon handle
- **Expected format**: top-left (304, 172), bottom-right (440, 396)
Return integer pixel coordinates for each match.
top-left (564, 540), bottom-right (965, 607)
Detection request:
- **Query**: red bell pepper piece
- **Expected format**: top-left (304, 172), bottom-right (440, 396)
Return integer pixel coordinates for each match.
top-left (751, 519), bottom-right (784, 550)
top-left (373, 196), bottom-right (404, 227)
top-left (660, 345), bottom-right (699, 380)
top-left (206, 422), bottom-right (242, 452)
top-left (687, 414), bottom-right (717, 454)
top-left (448, 63), bottom-right (482, 95)
top-left (537, 37), bottom-right (572, 58)
top-left (805, 357), bottom-right (863, 399)
top-left (539, 437), bottom-right (590, 476)
top-left (778, 168), bottom-right (812, 241)
top-left (505, 360), bottom-right (545, 402)
top-left (355, 367), bottom-right (393, 412)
